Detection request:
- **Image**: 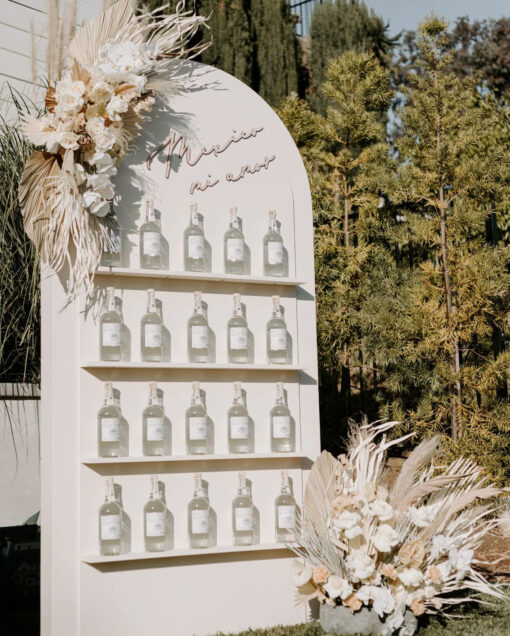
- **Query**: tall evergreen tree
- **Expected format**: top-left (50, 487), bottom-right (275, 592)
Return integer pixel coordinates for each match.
top-left (308, 0), bottom-right (395, 112)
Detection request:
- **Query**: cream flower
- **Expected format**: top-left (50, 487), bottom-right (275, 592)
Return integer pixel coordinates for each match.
top-left (368, 499), bottom-right (393, 522)
top-left (57, 93), bottom-right (84, 113)
top-left (381, 563), bottom-right (398, 580)
top-left (94, 130), bottom-right (116, 152)
top-left (59, 131), bottom-right (79, 150)
top-left (344, 524), bottom-right (363, 540)
top-left (448, 548), bottom-right (473, 580)
top-left (427, 565), bottom-right (442, 584)
top-left (398, 567), bottom-right (423, 588)
top-left (90, 81), bottom-right (114, 103)
top-left (323, 575), bottom-right (352, 600)
top-left (106, 95), bottom-right (129, 121)
top-left (86, 117), bottom-right (106, 138)
top-left (290, 560), bottom-right (313, 587)
top-left (334, 510), bottom-right (360, 532)
top-left (312, 565), bottom-right (329, 585)
top-left (88, 152), bottom-right (117, 177)
top-left (346, 551), bottom-right (375, 581)
top-left (372, 524), bottom-right (398, 552)
top-left (56, 78), bottom-right (85, 99)
top-left (372, 587), bottom-right (396, 617)
top-left (407, 505), bottom-right (435, 529)
top-left (87, 173), bottom-right (114, 200)
top-left (343, 592), bottom-right (362, 612)
top-left (82, 190), bottom-right (110, 217)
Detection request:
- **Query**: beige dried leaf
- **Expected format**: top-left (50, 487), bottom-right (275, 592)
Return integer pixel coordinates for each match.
top-left (304, 450), bottom-right (342, 529)
top-left (389, 436), bottom-right (440, 508)
top-left (396, 473), bottom-right (476, 511)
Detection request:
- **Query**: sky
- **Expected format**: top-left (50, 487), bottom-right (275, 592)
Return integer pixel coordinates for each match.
top-left (363, 0), bottom-right (510, 35)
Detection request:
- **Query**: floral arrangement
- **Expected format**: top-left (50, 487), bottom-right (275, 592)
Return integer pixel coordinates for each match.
top-left (19, 0), bottom-right (208, 295)
top-left (291, 422), bottom-right (509, 635)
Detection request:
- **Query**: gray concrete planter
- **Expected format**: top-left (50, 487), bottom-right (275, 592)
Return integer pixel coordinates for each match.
top-left (320, 603), bottom-right (418, 635)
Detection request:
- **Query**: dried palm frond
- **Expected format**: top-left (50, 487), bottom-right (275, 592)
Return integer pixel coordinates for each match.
top-left (389, 436), bottom-right (440, 508)
top-left (304, 450), bottom-right (341, 528)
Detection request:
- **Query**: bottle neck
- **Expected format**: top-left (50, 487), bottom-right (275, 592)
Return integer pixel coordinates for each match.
top-left (275, 385), bottom-right (285, 406)
top-left (106, 292), bottom-right (116, 313)
top-left (280, 474), bottom-right (291, 495)
top-left (193, 475), bottom-right (206, 498)
top-left (232, 386), bottom-right (243, 406)
top-left (268, 214), bottom-right (277, 233)
top-left (237, 475), bottom-right (249, 497)
top-left (190, 208), bottom-right (199, 226)
top-left (146, 295), bottom-right (157, 314)
top-left (230, 209), bottom-right (239, 230)
top-left (148, 385), bottom-right (158, 407)
top-left (105, 480), bottom-right (116, 503)
top-left (191, 385), bottom-right (202, 407)
top-left (194, 297), bottom-right (203, 316)
top-left (232, 297), bottom-right (242, 317)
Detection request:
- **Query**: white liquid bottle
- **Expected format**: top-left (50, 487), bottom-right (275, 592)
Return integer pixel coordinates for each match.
top-left (139, 197), bottom-right (162, 269)
top-left (99, 286), bottom-right (121, 361)
top-left (141, 289), bottom-right (163, 362)
top-left (266, 295), bottom-right (290, 364)
top-left (185, 381), bottom-right (211, 455)
top-left (142, 382), bottom-right (169, 456)
top-left (227, 293), bottom-right (249, 363)
top-left (270, 382), bottom-right (295, 452)
top-left (232, 472), bottom-right (255, 546)
top-left (263, 210), bottom-right (284, 276)
top-left (184, 203), bottom-right (205, 272)
top-left (98, 381), bottom-right (122, 457)
top-left (187, 291), bottom-right (210, 363)
top-left (144, 475), bottom-right (171, 552)
top-left (228, 382), bottom-right (253, 454)
top-left (188, 473), bottom-right (211, 549)
top-left (99, 477), bottom-right (123, 556)
top-left (275, 470), bottom-right (297, 543)
top-left (224, 206), bottom-right (245, 274)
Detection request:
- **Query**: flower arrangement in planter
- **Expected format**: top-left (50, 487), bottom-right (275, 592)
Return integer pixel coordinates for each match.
top-left (291, 422), bottom-right (509, 635)
top-left (19, 0), bottom-right (208, 296)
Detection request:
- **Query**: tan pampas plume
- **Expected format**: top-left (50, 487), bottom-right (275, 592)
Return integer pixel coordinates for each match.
top-left (389, 435), bottom-right (440, 508)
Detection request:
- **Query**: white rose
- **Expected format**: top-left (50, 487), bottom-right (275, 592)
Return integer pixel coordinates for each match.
top-left (58, 92), bottom-right (84, 113)
top-left (334, 510), bottom-right (360, 531)
top-left (356, 585), bottom-right (378, 604)
top-left (346, 551), bottom-right (375, 581)
top-left (372, 587), bottom-right (395, 617)
top-left (407, 505), bottom-right (435, 529)
top-left (290, 560), bottom-right (313, 587)
top-left (323, 575), bottom-right (352, 600)
top-left (398, 567), bottom-right (423, 588)
top-left (86, 117), bottom-right (105, 138)
top-left (56, 78), bottom-right (85, 99)
top-left (372, 524), bottom-right (399, 553)
top-left (59, 131), bottom-right (79, 150)
top-left (87, 173), bottom-right (114, 200)
top-left (94, 130), bottom-right (116, 152)
top-left (90, 81), bottom-right (113, 103)
top-left (369, 500), bottom-right (394, 522)
top-left (74, 163), bottom-right (86, 186)
top-left (344, 524), bottom-right (363, 540)
top-left (106, 95), bottom-right (129, 121)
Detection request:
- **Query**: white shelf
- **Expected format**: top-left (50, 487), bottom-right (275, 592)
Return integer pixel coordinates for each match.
top-left (82, 452), bottom-right (306, 466)
top-left (82, 542), bottom-right (292, 564)
top-left (82, 361), bottom-right (303, 371)
top-left (96, 267), bottom-right (304, 287)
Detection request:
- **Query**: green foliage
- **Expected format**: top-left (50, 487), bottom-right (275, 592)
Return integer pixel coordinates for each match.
top-left (308, 0), bottom-right (395, 112)
top-left (0, 94), bottom-right (40, 384)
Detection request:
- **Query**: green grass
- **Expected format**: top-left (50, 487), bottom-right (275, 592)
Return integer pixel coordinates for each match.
top-left (214, 599), bottom-right (510, 636)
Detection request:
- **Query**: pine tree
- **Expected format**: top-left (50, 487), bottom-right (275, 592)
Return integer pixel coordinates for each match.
top-left (279, 52), bottom-right (394, 453)
top-left (308, 0), bottom-right (395, 112)
top-left (374, 17), bottom-right (510, 480)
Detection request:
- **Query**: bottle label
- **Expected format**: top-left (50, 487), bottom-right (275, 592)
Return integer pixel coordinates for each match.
top-left (145, 511), bottom-right (165, 537)
top-left (229, 326), bottom-right (248, 350)
top-left (268, 241), bottom-right (284, 265)
top-left (146, 417), bottom-right (164, 441)
top-left (272, 415), bottom-right (291, 438)
top-left (102, 323), bottom-right (121, 347)
top-left (188, 235), bottom-right (205, 259)
top-left (230, 416), bottom-right (249, 439)
top-left (191, 325), bottom-right (209, 350)
top-left (278, 505), bottom-right (296, 529)
top-left (189, 416), bottom-right (207, 440)
top-left (235, 507), bottom-right (253, 532)
top-left (100, 514), bottom-right (121, 540)
top-left (143, 231), bottom-right (161, 257)
top-left (144, 324), bottom-right (162, 348)
top-left (191, 509), bottom-right (209, 534)
top-left (270, 328), bottom-right (287, 351)
top-left (227, 238), bottom-right (244, 262)
top-left (101, 417), bottom-right (120, 442)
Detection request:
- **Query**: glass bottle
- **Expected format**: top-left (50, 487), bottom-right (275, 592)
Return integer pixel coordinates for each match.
top-left (139, 197), bottom-right (162, 269)
top-left (275, 470), bottom-right (297, 543)
top-left (99, 286), bottom-right (121, 361)
top-left (185, 381), bottom-right (211, 455)
top-left (263, 210), bottom-right (284, 276)
top-left (188, 473), bottom-right (211, 549)
top-left (142, 382), bottom-right (168, 456)
top-left (141, 289), bottom-right (163, 362)
top-left (227, 293), bottom-right (249, 363)
top-left (187, 291), bottom-right (210, 363)
top-left (184, 203), bottom-right (205, 272)
top-left (99, 477), bottom-right (123, 556)
top-left (98, 381), bottom-right (122, 457)
top-left (232, 472), bottom-right (255, 546)
top-left (224, 206), bottom-right (245, 275)
top-left (101, 225), bottom-right (121, 267)
top-left (228, 382), bottom-right (253, 454)
top-left (144, 475), bottom-right (171, 552)
top-left (270, 382), bottom-right (295, 452)
top-left (266, 295), bottom-right (290, 364)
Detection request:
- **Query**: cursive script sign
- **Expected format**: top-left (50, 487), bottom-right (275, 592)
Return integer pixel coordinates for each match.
top-left (146, 126), bottom-right (276, 194)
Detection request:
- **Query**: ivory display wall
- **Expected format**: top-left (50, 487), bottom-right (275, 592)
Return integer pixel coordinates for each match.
top-left (41, 62), bottom-right (320, 636)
